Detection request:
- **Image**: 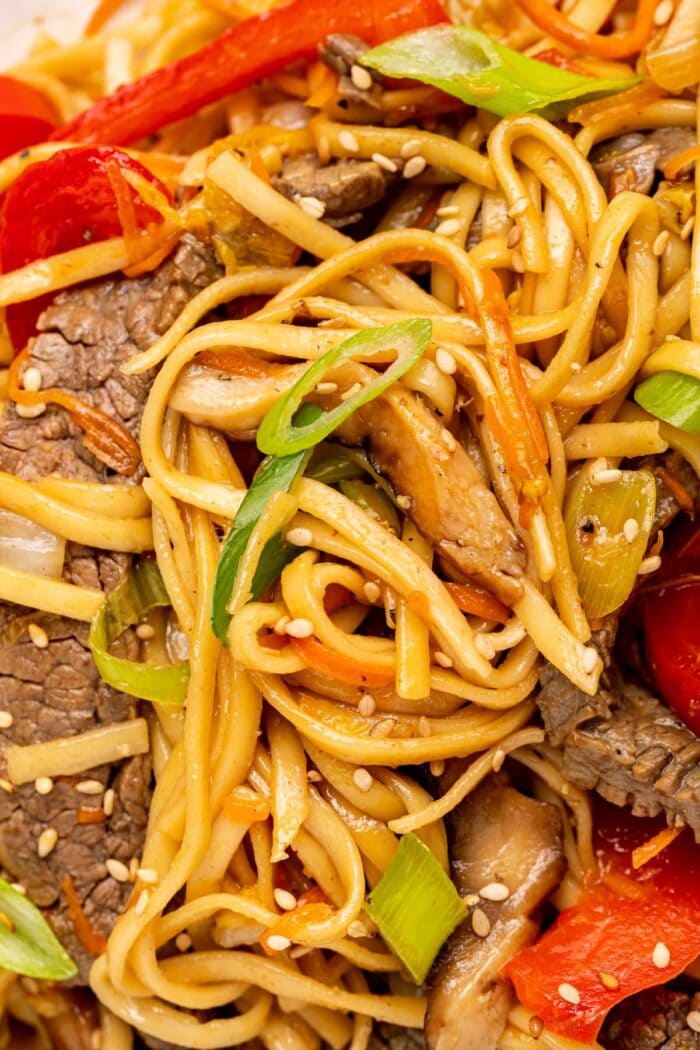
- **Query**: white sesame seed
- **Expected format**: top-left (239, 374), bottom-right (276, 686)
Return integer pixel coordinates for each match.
top-left (434, 651), bottom-right (453, 668)
top-left (582, 647), bottom-right (599, 674)
top-left (403, 155), bottom-right (427, 179)
top-left (267, 934), bottom-right (292, 952)
top-left (430, 759), bottom-right (446, 777)
top-left (348, 919), bottom-right (371, 938)
top-left (129, 858), bottom-right (140, 880)
top-left (315, 381), bottom-right (338, 394)
top-left (436, 204), bottom-right (460, 217)
top-left (11, 884), bottom-right (26, 896)
top-left (371, 152), bottom-right (398, 173)
top-left (358, 694), bottom-right (376, 716)
top-left (137, 867), bottom-right (159, 885)
top-left (0, 712), bottom-right (13, 730)
top-left (687, 1011), bottom-right (700, 1033)
top-left (15, 402), bottom-right (46, 418)
top-left (435, 348), bottom-right (457, 375)
top-left (511, 251), bottom-right (526, 274)
top-left (274, 615), bottom-right (291, 635)
top-left (338, 129), bottom-right (360, 153)
top-left (474, 634), bottom-right (496, 661)
top-left (22, 367), bottom-right (43, 392)
top-left (363, 581), bottom-right (381, 603)
top-left (471, 907), bottom-right (491, 938)
top-left (286, 527), bottom-right (313, 547)
top-left (558, 982), bottom-right (581, 1005)
top-left (106, 858), bottom-right (130, 883)
top-left (653, 230), bottom-right (670, 256)
top-left (353, 767), bottom-right (373, 792)
top-left (350, 63), bottom-right (373, 90)
top-left (298, 195), bottom-right (326, 219)
top-left (136, 623), bottom-right (155, 640)
top-left (492, 748), bottom-right (505, 772)
top-left (591, 465), bottom-right (623, 486)
top-left (400, 139), bottom-right (422, 159)
top-left (652, 940), bottom-right (671, 968)
top-left (435, 218), bottom-right (461, 238)
top-left (76, 780), bottom-right (104, 795)
top-left (35, 777), bottom-right (53, 796)
top-left (274, 888), bottom-right (297, 911)
top-left (507, 226), bottom-right (523, 249)
top-left (134, 890), bottom-right (150, 917)
top-left (479, 882), bottom-right (510, 902)
top-left (27, 623), bottom-right (49, 649)
top-left (103, 788), bottom-right (115, 817)
top-left (654, 0), bottom-right (674, 24)
top-left (369, 717), bottom-right (396, 738)
top-left (623, 518), bottom-right (640, 544)
top-left (0, 779), bottom-right (14, 794)
top-left (418, 716), bottom-right (432, 737)
top-left (396, 494), bottom-right (411, 510)
top-left (307, 769), bottom-right (322, 782)
top-left (176, 932), bottom-right (192, 952)
top-left (638, 555), bottom-right (662, 576)
top-left (508, 197), bottom-right (529, 219)
top-left (598, 971), bottom-right (619, 990)
top-left (37, 828), bottom-right (58, 859)
top-left (340, 381), bottom-right (362, 401)
top-left (442, 429), bottom-right (457, 451)
top-left (285, 618), bottom-right (314, 639)
top-left (463, 893), bottom-right (480, 906)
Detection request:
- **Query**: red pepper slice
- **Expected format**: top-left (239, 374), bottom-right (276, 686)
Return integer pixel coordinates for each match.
top-left (0, 145), bottom-right (170, 351)
top-left (505, 803), bottom-right (700, 1042)
top-left (51, 0), bottom-right (447, 147)
top-left (0, 76), bottom-right (58, 161)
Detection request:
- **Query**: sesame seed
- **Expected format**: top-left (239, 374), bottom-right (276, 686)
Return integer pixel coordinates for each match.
top-left (134, 890), bottom-right (150, 917)
top-left (369, 717), bottom-right (396, 738)
top-left (591, 466), bottom-right (623, 486)
top-left (652, 940), bottom-right (671, 968)
top-left (418, 716), bottom-right (432, 737)
top-left (436, 204), bottom-right (459, 217)
top-left (623, 518), bottom-right (640, 543)
top-left (396, 494), bottom-right (411, 510)
top-left (22, 367), bottom-right (42, 392)
top-left (35, 777), bottom-right (54, 796)
top-left (400, 139), bottom-right (422, 159)
top-left (598, 971), bottom-right (619, 990)
top-left (403, 155), bottom-right (427, 179)
top-left (582, 647), bottom-right (599, 674)
top-left (286, 527), bottom-right (313, 547)
top-left (507, 225), bottom-right (523, 249)
top-left (298, 195), bottom-right (326, 219)
top-left (442, 429), bottom-right (457, 451)
top-left (340, 381), bottom-right (362, 402)
top-left (434, 651), bottom-right (453, 668)
top-left (479, 882), bottom-right (510, 902)
top-left (267, 934), bottom-right (292, 952)
top-left (103, 788), bottom-right (115, 817)
top-left (654, 0), bottom-right (674, 23)
top-left (274, 615), bottom-right (291, 635)
top-left (638, 555), bottom-right (662, 575)
top-left (463, 893), bottom-right (480, 906)
top-left (176, 932), bottom-right (192, 952)
top-left (353, 767), bottom-right (373, 792)
top-left (27, 623), bottom-right (49, 649)
top-left (681, 216), bottom-right (695, 240)
top-left (37, 828), bottom-right (58, 858)
top-left (558, 982), bottom-right (581, 1005)
top-left (363, 581), bottom-right (381, 603)
top-left (435, 218), bottom-right (461, 238)
top-left (76, 780), bottom-right (104, 795)
top-left (511, 251), bottom-right (526, 274)
top-left (11, 884), bottom-right (26, 896)
top-left (435, 348), bottom-right (457, 375)
top-left (508, 197), bottom-right (529, 218)
top-left (348, 919), bottom-right (370, 938)
top-left (0, 779), bottom-right (14, 794)
top-left (529, 1016), bottom-right (545, 1038)
top-left (0, 712), bottom-right (13, 729)
top-left (274, 888), bottom-right (297, 911)
top-left (430, 759), bottom-right (446, 777)
top-left (492, 748), bottom-right (505, 772)
top-left (471, 907), bottom-right (491, 938)
top-left (474, 634), bottom-right (496, 661)
top-left (285, 618), bottom-right (314, 638)
top-left (350, 64), bottom-right (373, 90)
top-left (307, 769), bottom-right (322, 782)
top-left (653, 230), bottom-right (670, 256)
top-left (137, 867), bottom-right (159, 885)
top-left (106, 858), bottom-right (130, 883)
top-left (371, 152), bottom-right (398, 173)
top-left (129, 858), bottom-right (139, 880)
top-left (315, 381), bottom-right (338, 394)
top-left (687, 1011), bottom-right (700, 1033)
top-left (136, 623), bottom-right (155, 640)
top-left (16, 403), bottom-right (46, 418)
top-left (358, 694), bottom-right (376, 716)
top-left (338, 129), bottom-right (360, 153)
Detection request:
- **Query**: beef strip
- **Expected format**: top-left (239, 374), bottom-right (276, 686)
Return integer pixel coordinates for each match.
top-left (0, 235), bottom-right (220, 981)
top-left (602, 987), bottom-right (700, 1050)
top-left (272, 154), bottom-right (389, 227)
top-left (318, 33), bottom-right (384, 116)
top-left (591, 127), bottom-right (696, 197)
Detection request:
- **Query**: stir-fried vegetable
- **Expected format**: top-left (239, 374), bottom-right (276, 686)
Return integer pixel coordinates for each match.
top-left (635, 372), bottom-right (700, 434)
top-left (511, 0), bottom-right (656, 58)
top-left (0, 878), bottom-right (76, 981)
top-left (211, 404), bottom-right (322, 645)
top-left (89, 560), bottom-right (190, 704)
top-left (257, 320), bottom-right (432, 457)
top-left (360, 27), bottom-right (639, 119)
top-left (0, 77), bottom-right (58, 161)
top-left (364, 833), bottom-right (466, 983)
top-left (564, 468), bottom-right (656, 619)
top-left (0, 508), bottom-right (65, 580)
top-left (338, 479), bottom-right (401, 533)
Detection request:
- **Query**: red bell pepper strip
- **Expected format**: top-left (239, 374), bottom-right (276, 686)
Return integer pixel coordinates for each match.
top-left (0, 145), bottom-right (170, 351)
top-left (0, 76), bottom-right (59, 161)
top-left (505, 802), bottom-right (700, 1042)
top-left (51, 0), bottom-right (447, 147)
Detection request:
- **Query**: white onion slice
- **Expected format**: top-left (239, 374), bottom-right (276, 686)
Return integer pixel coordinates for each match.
top-left (0, 507), bottom-right (66, 579)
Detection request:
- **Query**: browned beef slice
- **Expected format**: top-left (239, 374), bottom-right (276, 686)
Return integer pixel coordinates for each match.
top-left (272, 154), bottom-right (389, 222)
top-left (0, 235), bottom-right (220, 981)
top-left (591, 127), bottom-right (696, 197)
top-left (603, 988), bottom-right (700, 1049)
top-left (318, 34), bottom-right (383, 114)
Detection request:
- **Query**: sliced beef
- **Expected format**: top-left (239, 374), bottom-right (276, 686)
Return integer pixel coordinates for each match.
top-left (602, 987), bottom-right (700, 1049)
top-left (318, 33), bottom-right (383, 116)
top-left (591, 127), bottom-right (696, 198)
top-left (0, 235), bottom-right (221, 981)
top-left (272, 154), bottom-right (389, 226)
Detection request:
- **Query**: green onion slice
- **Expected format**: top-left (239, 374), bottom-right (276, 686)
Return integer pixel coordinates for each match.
top-left (364, 833), bottom-right (467, 984)
top-left (0, 878), bottom-right (77, 981)
top-left (211, 404), bottom-right (321, 645)
top-left (89, 560), bottom-right (190, 705)
top-left (634, 371), bottom-right (700, 435)
top-left (361, 26), bottom-right (639, 119)
top-left (256, 319), bottom-right (432, 457)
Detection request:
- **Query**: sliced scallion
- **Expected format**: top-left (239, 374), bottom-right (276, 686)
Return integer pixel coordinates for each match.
top-left (634, 371), bottom-right (700, 434)
top-left (0, 878), bottom-right (77, 981)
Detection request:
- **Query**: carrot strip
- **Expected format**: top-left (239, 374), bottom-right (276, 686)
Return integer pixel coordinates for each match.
top-left (323, 583), bottom-right (355, 614)
top-left (85, 0), bottom-right (128, 35)
top-left (291, 635), bottom-right (395, 687)
top-left (196, 349), bottom-right (281, 378)
top-left (533, 48), bottom-right (593, 73)
top-left (60, 876), bottom-right (108, 956)
top-left (222, 794), bottom-right (270, 823)
top-left (513, 0), bottom-right (657, 58)
top-left (260, 901), bottom-right (333, 953)
top-left (656, 465), bottom-right (695, 512)
top-left (444, 582), bottom-right (510, 623)
top-left (663, 144), bottom-right (700, 181)
top-left (632, 825), bottom-right (683, 870)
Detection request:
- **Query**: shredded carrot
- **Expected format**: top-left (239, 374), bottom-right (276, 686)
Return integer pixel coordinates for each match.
top-left (533, 48), bottom-right (593, 74)
top-left (196, 349), bottom-right (280, 378)
top-left (656, 465), bottom-right (695, 512)
top-left (260, 632), bottom-right (291, 650)
top-left (106, 160), bottom-right (142, 265)
top-left (663, 144), bottom-right (700, 181)
top-left (407, 589), bottom-right (431, 620)
top-left (76, 807), bottom-right (106, 825)
top-left (602, 871), bottom-right (651, 901)
top-left (222, 793), bottom-right (270, 823)
top-left (444, 582), bottom-right (510, 623)
top-left (271, 72), bottom-right (311, 99)
top-left (248, 144), bottom-right (271, 185)
top-left (323, 583), bottom-right (355, 614)
top-left (85, 0), bottom-right (128, 35)
top-left (569, 81), bottom-right (664, 128)
top-left (60, 876), bottom-right (108, 956)
top-left (512, 0), bottom-right (657, 58)
top-left (306, 65), bottom-right (340, 109)
top-left (290, 636), bottom-right (395, 687)
top-left (260, 900), bottom-right (333, 953)
top-left (632, 825), bottom-right (683, 870)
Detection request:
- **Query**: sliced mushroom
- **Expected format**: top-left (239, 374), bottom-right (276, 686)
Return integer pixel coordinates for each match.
top-left (425, 776), bottom-right (564, 1050)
